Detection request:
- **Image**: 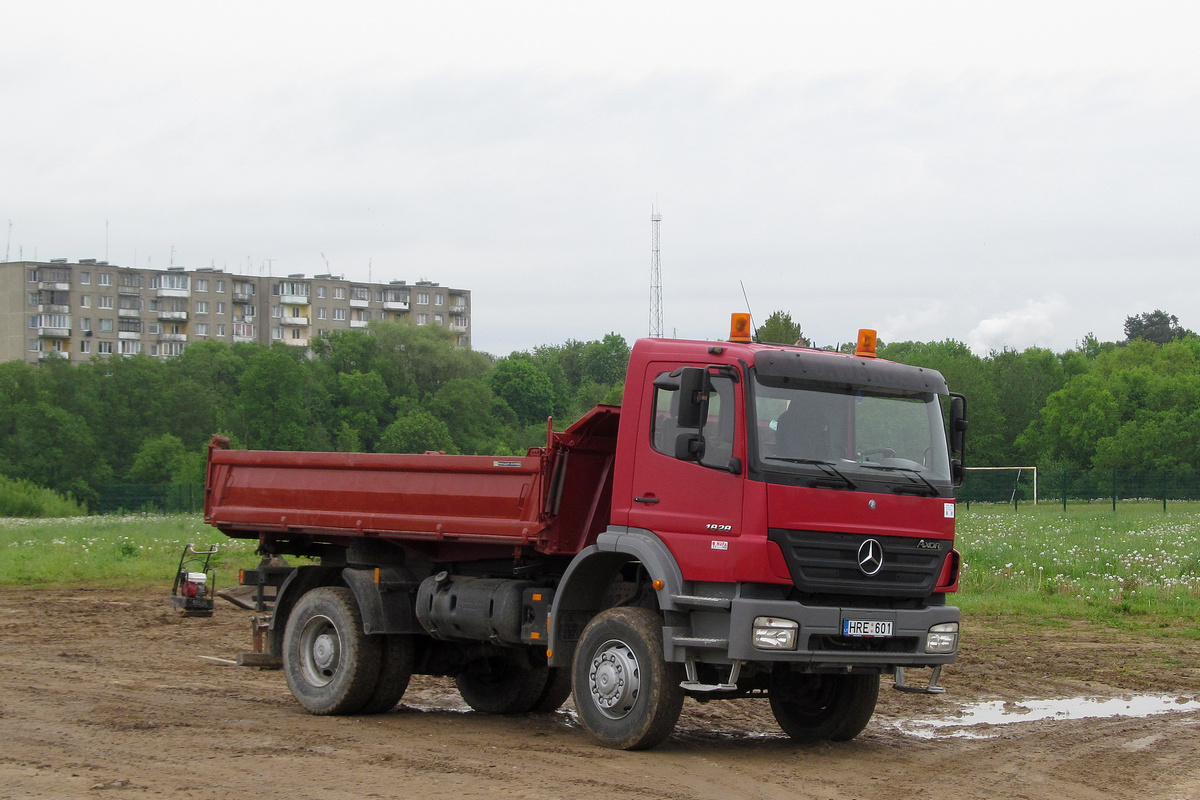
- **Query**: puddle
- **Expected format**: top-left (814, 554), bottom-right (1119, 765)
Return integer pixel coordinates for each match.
top-left (892, 694), bottom-right (1200, 739)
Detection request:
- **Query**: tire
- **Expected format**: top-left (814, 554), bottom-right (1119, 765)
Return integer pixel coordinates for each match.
top-left (529, 665), bottom-right (573, 713)
top-left (283, 587), bottom-right (382, 715)
top-left (769, 671), bottom-right (879, 743)
top-left (456, 654), bottom-right (549, 714)
top-left (572, 606), bottom-right (684, 750)
top-left (359, 634), bottom-right (415, 715)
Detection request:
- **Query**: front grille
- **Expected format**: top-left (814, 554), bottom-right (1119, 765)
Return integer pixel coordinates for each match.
top-left (768, 528), bottom-right (947, 598)
top-left (807, 635), bottom-right (920, 654)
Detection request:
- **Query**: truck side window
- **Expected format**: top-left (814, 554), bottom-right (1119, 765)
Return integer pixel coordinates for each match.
top-left (651, 372), bottom-right (736, 468)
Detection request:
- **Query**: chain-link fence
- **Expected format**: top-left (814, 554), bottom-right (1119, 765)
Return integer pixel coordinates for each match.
top-left (93, 483), bottom-right (205, 515)
top-left (961, 468), bottom-right (1200, 508)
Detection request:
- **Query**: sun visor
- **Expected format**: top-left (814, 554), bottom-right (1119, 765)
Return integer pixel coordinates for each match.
top-left (753, 350), bottom-right (949, 395)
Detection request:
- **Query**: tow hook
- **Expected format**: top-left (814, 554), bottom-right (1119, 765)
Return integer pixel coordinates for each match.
top-left (893, 665), bottom-right (947, 694)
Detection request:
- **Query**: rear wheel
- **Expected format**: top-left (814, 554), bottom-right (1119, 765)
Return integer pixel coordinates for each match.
top-left (769, 671), bottom-right (879, 742)
top-left (283, 587), bottom-right (381, 715)
top-left (359, 634), bottom-right (415, 714)
top-left (572, 606), bottom-right (684, 750)
top-left (530, 666), bottom-right (573, 713)
top-left (456, 654), bottom-right (549, 714)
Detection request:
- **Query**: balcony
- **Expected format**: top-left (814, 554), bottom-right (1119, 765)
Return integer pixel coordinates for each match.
top-left (38, 304), bottom-right (71, 314)
top-left (280, 316), bottom-right (309, 326)
top-left (119, 308), bottom-right (141, 317)
top-left (450, 323), bottom-right (469, 332)
top-left (350, 319), bottom-right (369, 328)
top-left (158, 333), bottom-right (188, 343)
top-left (349, 299), bottom-right (369, 309)
top-left (37, 327), bottom-right (71, 338)
top-left (279, 294), bottom-right (310, 305)
top-left (156, 287), bottom-right (190, 298)
top-left (118, 331), bottom-right (141, 340)
top-left (158, 311), bottom-right (188, 321)
top-left (37, 350), bottom-right (68, 361)
top-left (285, 337), bottom-right (310, 347)
top-left (383, 301), bottom-right (410, 311)
top-left (118, 286), bottom-right (142, 296)
top-left (233, 291), bottom-right (254, 303)
top-left (233, 334), bottom-right (255, 343)
top-left (37, 281), bottom-right (71, 292)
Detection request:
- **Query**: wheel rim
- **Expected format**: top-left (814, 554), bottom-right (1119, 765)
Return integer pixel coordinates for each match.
top-left (588, 638), bottom-right (641, 720)
top-left (297, 614), bottom-right (341, 687)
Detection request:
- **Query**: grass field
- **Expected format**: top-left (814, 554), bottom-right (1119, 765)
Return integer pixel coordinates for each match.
top-left (2, 504), bottom-right (1198, 636)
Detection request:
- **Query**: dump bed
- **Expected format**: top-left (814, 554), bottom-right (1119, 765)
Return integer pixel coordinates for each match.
top-left (204, 405), bottom-right (620, 559)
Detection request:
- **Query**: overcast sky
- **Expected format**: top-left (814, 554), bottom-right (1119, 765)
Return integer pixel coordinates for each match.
top-left (4, 1), bottom-right (1199, 356)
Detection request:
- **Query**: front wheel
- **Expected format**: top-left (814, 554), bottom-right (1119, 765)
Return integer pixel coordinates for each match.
top-left (572, 607), bottom-right (684, 750)
top-left (769, 671), bottom-right (879, 742)
top-left (283, 587), bottom-right (382, 715)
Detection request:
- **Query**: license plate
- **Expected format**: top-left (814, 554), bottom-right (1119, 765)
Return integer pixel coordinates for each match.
top-left (843, 619), bottom-right (894, 637)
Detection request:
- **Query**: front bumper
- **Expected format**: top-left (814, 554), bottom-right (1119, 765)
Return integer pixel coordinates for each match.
top-left (665, 596), bottom-right (960, 669)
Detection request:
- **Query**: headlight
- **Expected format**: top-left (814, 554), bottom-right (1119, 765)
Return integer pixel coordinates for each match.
top-left (925, 622), bottom-right (959, 654)
top-left (752, 616), bottom-right (798, 650)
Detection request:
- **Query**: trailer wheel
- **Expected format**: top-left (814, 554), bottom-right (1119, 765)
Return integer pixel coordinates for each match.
top-left (769, 671), bottom-right (879, 742)
top-left (283, 587), bottom-right (382, 715)
top-left (359, 634), bottom-right (415, 714)
top-left (572, 606), bottom-right (684, 750)
top-left (456, 655), bottom-right (549, 714)
top-left (530, 666), bottom-right (573, 713)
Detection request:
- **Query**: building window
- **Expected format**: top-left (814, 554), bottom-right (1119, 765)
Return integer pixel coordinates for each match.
top-left (81, 295), bottom-right (90, 308)
top-left (98, 341), bottom-right (113, 354)
top-left (195, 323), bottom-right (209, 336)
top-left (195, 279), bottom-right (209, 292)
top-left (99, 296), bottom-right (114, 309)
top-left (333, 287), bottom-right (345, 299)
top-left (291, 328), bottom-right (303, 340)
top-left (272, 327), bottom-right (283, 340)
top-left (80, 341), bottom-right (90, 354)
top-left (195, 301), bottom-right (209, 314)
top-left (80, 318), bottom-right (91, 331)
top-left (216, 324), bottom-right (225, 337)
top-left (435, 295), bottom-right (444, 306)
top-left (119, 340), bottom-right (142, 355)
top-left (216, 280), bottom-right (226, 293)
top-left (216, 302), bottom-right (225, 314)
top-left (318, 307), bottom-right (327, 320)
top-left (80, 272), bottom-right (90, 285)
top-left (271, 305), bottom-right (282, 318)
top-left (317, 286), bottom-right (326, 299)
top-left (99, 273), bottom-right (112, 286)
top-left (333, 308), bottom-right (346, 321)
top-left (29, 339), bottom-right (42, 352)
top-left (435, 314), bottom-right (443, 325)
top-left (417, 313), bottom-right (428, 325)
top-left (27, 270), bottom-right (37, 282)
top-left (148, 322), bottom-right (161, 335)
top-left (99, 319), bottom-right (114, 332)
top-left (417, 293), bottom-right (430, 305)
top-left (351, 286), bottom-right (370, 302)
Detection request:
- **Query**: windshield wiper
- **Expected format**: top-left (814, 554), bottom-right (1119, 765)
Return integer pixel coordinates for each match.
top-left (859, 463), bottom-right (939, 495)
top-left (764, 457), bottom-right (857, 489)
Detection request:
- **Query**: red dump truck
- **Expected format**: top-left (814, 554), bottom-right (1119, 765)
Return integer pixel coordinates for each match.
top-left (205, 320), bottom-right (968, 749)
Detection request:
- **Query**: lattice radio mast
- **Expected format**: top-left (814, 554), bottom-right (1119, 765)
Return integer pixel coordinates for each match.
top-left (649, 207), bottom-right (663, 338)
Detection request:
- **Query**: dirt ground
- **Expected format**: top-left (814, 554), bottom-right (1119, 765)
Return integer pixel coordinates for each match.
top-left (1, 588), bottom-right (1198, 800)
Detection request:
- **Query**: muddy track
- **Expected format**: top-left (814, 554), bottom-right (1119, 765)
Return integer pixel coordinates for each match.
top-left (1, 588), bottom-right (1197, 800)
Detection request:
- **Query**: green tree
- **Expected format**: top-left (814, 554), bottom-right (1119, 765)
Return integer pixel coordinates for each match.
top-left (580, 333), bottom-right (630, 386)
top-left (127, 433), bottom-right (188, 483)
top-left (491, 356), bottom-right (557, 426)
top-left (377, 408), bottom-right (458, 454)
top-left (1124, 310), bottom-right (1194, 344)
top-left (756, 311), bottom-right (806, 345)
top-left (233, 347), bottom-right (319, 450)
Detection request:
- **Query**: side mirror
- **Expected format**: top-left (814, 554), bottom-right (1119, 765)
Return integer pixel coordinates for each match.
top-left (675, 367), bottom-right (709, 429)
top-left (675, 432), bottom-right (706, 462)
top-left (949, 393), bottom-right (968, 487)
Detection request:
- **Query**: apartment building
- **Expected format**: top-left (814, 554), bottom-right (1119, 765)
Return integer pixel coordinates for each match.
top-left (0, 259), bottom-right (471, 365)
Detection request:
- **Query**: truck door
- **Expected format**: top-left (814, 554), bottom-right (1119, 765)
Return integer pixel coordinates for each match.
top-left (627, 363), bottom-right (745, 583)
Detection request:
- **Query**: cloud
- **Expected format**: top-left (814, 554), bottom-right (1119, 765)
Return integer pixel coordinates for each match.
top-left (968, 298), bottom-right (1068, 355)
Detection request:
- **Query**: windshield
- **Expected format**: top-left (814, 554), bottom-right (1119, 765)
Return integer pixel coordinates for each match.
top-left (750, 372), bottom-right (951, 490)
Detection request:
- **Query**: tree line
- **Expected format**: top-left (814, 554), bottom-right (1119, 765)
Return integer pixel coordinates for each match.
top-left (2, 309), bottom-right (1197, 510)
top-left (0, 322), bottom-right (628, 508)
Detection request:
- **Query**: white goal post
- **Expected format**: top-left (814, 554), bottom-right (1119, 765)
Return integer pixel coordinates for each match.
top-left (964, 466), bottom-right (1038, 505)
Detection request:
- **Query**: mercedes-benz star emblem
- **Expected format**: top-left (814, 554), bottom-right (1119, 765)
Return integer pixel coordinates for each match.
top-left (857, 539), bottom-right (884, 576)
